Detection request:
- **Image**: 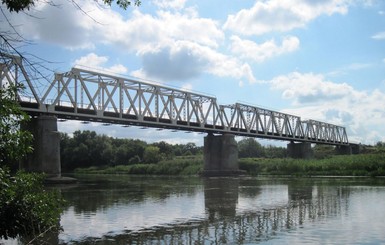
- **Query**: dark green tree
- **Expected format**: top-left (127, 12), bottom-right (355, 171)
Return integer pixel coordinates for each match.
top-left (0, 84), bottom-right (33, 167)
top-left (0, 85), bottom-right (63, 242)
top-left (0, 169), bottom-right (63, 241)
top-left (153, 141), bottom-right (174, 159)
top-left (238, 138), bottom-right (265, 158)
top-left (143, 146), bottom-right (161, 164)
top-left (264, 145), bottom-right (287, 158)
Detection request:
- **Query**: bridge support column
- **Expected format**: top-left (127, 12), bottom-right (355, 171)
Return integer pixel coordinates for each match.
top-left (202, 133), bottom-right (243, 176)
top-left (21, 115), bottom-right (61, 177)
top-left (335, 145), bottom-right (352, 155)
top-left (287, 142), bottom-right (313, 159)
top-left (351, 144), bottom-right (362, 154)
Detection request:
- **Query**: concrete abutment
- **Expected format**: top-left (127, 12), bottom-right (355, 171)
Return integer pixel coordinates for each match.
top-left (21, 115), bottom-right (61, 177)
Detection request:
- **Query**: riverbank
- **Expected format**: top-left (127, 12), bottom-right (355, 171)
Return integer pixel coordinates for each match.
top-left (74, 156), bottom-right (203, 175)
top-left (74, 153), bottom-right (385, 177)
top-left (239, 153), bottom-right (385, 177)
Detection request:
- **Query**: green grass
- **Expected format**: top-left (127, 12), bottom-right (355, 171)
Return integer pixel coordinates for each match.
top-left (75, 155), bottom-right (204, 175)
top-left (75, 153), bottom-right (385, 177)
top-left (239, 153), bottom-right (385, 177)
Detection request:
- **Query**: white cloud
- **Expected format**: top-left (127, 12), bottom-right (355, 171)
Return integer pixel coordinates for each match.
top-left (223, 0), bottom-right (350, 35)
top-left (261, 72), bottom-right (359, 104)
top-left (17, 0), bottom-right (98, 50)
top-left (1, 0), bottom-right (260, 84)
top-left (327, 62), bottom-right (372, 77)
top-left (230, 36), bottom-right (300, 63)
top-left (96, 8), bottom-right (224, 52)
top-left (257, 72), bottom-right (385, 144)
top-left (4, 0), bottom-right (223, 50)
top-left (132, 40), bottom-right (256, 83)
top-left (371, 31), bottom-right (385, 40)
top-left (73, 53), bottom-right (108, 68)
top-left (153, 0), bottom-right (187, 10)
top-left (73, 53), bottom-right (128, 74)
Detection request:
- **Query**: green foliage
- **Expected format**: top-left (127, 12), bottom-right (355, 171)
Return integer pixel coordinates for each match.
top-left (3, 0), bottom-right (140, 12)
top-left (143, 146), bottom-right (161, 163)
top-left (60, 130), bottom-right (202, 171)
top-left (238, 138), bottom-right (263, 158)
top-left (0, 84), bottom-right (33, 167)
top-left (129, 155), bottom-right (141, 165)
top-left (75, 156), bottom-right (203, 175)
top-left (103, 0), bottom-right (141, 10)
top-left (239, 153), bottom-right (385, 177)
top-left (0, 167), bottom-right (64, 240)
top-left (1, 0), bottom-right (34, 12)
top-left (237, 138), bottom-right (286, 158)
top-left (313, 145), bottom-right (336, 159)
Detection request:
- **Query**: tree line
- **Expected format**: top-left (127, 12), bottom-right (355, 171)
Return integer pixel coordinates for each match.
top-left (60, 131), bottom-right (294, 171)
top-left (60, 130), bottom-right (203, 171)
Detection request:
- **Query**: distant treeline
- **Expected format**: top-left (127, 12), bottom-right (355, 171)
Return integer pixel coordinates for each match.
top-left (61, 130), bottom-right (384, 172)
top-left (60, 130), bottom-right (202, 171)
top-left (61, 131), bottom-right (289, 171)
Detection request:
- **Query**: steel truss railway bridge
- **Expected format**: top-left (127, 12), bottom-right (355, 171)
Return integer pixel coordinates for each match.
top-left (1, 55), bottom-right (355, 176)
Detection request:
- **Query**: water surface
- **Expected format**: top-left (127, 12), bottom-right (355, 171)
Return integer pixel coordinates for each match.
top-left (3, 175), bottom-right (385, 244)
top-left (57, 175), bottom-right (385, 244)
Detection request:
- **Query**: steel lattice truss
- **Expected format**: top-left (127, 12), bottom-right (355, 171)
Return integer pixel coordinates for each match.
top-left (1, 55), bottom-right (349, 145)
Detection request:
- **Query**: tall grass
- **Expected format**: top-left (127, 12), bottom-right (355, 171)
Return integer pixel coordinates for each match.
top-left (75, 153), bottom-right (385, 177)
top-left (75, 156), bottom-right (203, 175)
top-left (239, 153), bottom-right (385, 177)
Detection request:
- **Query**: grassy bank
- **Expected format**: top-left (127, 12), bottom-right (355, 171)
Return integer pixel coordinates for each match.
top-left (239, 153), bottom-right (385, 177)
top-left (74, 153), bottom-right (385, 177)
top-left (75, 156), bottom-right (203, 175)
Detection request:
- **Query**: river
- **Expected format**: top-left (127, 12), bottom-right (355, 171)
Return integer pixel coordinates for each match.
top-left (3, 175), bottom-right (385, 244)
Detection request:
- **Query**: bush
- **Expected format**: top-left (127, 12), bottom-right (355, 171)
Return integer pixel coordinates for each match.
top-left (0, 168), bottom-right (64, 241)
top-left (239, 153), bottom-right (385, 177)
top-left (129, 155), bottom-right (141, 165)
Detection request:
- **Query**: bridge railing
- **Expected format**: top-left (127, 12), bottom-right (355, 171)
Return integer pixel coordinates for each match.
top-left (0, 54), bottom-right (349, 145)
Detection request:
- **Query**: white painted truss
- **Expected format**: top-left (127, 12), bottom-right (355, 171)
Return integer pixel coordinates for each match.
top-left (1, 55), bottom-right (348, 145)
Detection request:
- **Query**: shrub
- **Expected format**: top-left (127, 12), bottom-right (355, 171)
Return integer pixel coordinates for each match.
top-left (0, 168), bottom-right (64, 241)
top-left (129, 155), bottom-right (141, 165)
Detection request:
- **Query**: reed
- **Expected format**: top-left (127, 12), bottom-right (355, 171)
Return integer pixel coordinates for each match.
top-left (75, 153), bottom-right (385, 177)
top-left (74, 156), bottom-right (204, 175)
top-left (239, 153), bottom-right (385, 177)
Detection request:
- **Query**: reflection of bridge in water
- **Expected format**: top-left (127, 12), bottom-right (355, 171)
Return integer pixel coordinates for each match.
top-left (124, 180), bottom-right (349, 245)
top-left (1, 55), bottom-right (355, 176)
top-left (55, 178), bottom-right (350, 245)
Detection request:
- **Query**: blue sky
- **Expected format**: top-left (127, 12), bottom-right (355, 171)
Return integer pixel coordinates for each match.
top-left (2, 0), bottom-right (385, 146)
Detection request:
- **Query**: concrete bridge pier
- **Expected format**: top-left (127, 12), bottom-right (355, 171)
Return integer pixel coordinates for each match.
top-left (202, 133), bottom-right (244, 176)
top-left (287, 142), bottom-right (313, 159)
top-left (21, 115), bottom-right (61, 177)
top-left (335, 145), bottom-right (352, 155)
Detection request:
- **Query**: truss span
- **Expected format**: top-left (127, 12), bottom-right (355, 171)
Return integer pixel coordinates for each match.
top-left (0, 55), bottom-right (349, 145)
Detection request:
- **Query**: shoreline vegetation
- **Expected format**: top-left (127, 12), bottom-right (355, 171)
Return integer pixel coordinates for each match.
top-left (64, 130), bottom-right (385, 178)
top-left (74, 153), bottom-right (385, 177)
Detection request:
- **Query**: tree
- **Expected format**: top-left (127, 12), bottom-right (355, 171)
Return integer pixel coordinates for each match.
top-left (0, 84), bottom-right (33, 167)
top-left (238, 138), bottom-right (265, 158)
top-left (143, 146), bottom-right (161, 164)
top-left (2, 0), bottom-right (141, 13)
top-left (153, 141), bottom-right (174, 159)
top-left (0, 85), bottom-right (63, 242)
top-left (264, 145), bottom-right (287, 158)
top-left (0, 169), bottom-right (63, 241)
